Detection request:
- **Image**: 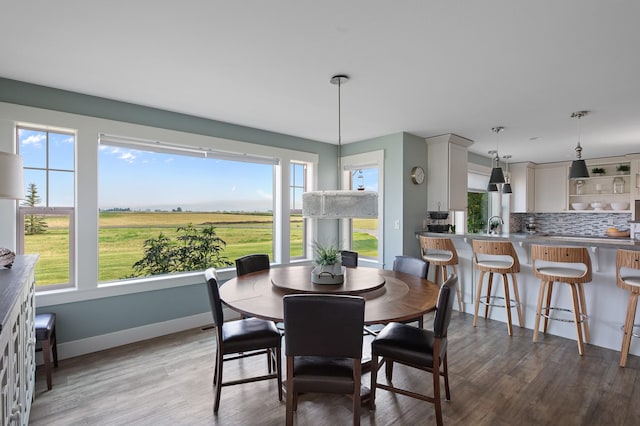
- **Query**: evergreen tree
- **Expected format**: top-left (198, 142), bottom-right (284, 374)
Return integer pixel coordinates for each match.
top-left (23, 183), bottom-right (48, 235)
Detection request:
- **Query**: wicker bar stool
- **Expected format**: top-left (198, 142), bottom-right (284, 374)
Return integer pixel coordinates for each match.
top-left (531, 245), bottom-right (592, 355)
top-left (472, 239), bottom-right (523, 336)
top-left (616, 249), bottom-right (640, 367)
top-left (419, 235), bottom-right (463, 312)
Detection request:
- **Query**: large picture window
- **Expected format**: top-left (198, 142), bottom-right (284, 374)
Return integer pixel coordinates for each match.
top-left (290, 162), bottom-right (306, 259)
top-left (98, 136), bottom-right (278, 282)
top-left (17, 126), bottom-right (76, 290)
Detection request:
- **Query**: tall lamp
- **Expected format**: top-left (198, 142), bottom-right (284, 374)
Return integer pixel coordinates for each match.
top-left (0, 151), bottom-right (25, 268)
top-left (302, 75), bottom-right (378, 218)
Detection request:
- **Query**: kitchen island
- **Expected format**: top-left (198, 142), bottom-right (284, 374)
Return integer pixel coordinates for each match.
top-left (417, 231), bottom-right (640, 357)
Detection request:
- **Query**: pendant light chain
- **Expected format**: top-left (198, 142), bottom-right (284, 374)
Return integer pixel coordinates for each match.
top-left (331, 75), bottom-right (349, 186)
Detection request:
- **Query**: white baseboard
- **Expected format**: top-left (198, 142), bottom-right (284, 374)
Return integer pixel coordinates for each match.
top-left (51, 312), bottom-right (214, 361)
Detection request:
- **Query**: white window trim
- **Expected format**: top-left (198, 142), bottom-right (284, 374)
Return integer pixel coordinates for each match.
top-left (0, 102), bottom-right (320, 307)
top-left (340, 150), bottom-right (384, 266)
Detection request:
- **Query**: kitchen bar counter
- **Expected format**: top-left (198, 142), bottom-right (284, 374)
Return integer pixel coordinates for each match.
top-left (415, 231), bottom-right (640, 357)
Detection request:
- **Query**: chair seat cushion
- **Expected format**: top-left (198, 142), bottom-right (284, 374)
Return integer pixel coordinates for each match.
top-left (372, 322), bottom-right (447, 368)
top-left (476, 260), bottom-right (512, 270)
top-left (292, 356), bottom-right (355, 394)
top-left (35, 313), bottom-right (55, 341)
top-left (222, 317), bottom-right (281, 354)
top-left (422, 253), bottom-right (452, 263)
top-left (621, 275), bottom-right (640, 287)
top-left (536, 266), bottom-right (585, 279)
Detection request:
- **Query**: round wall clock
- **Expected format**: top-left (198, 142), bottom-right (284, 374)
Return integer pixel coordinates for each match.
top-left (410, 166), bottom-right (425, 184)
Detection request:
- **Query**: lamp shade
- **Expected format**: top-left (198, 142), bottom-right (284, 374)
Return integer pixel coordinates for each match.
top-left (569, 159), bottom-right (590, 179)
top-left (487, 183), bottom-right (499, 192)
top-left (489, 166), bottom-right (505, 184)
top-left (502, 182), bottom-right (512, 194)
top-left (302, 190), bottom-right (378, 218)
top-left (0, 152), bottom-right (25, 199)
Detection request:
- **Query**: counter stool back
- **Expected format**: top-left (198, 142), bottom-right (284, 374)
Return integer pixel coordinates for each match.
top-left (531, 245), bottom-right (592, 355)
top-left (472, 240), bottom-right (523, 336)
top-left (616, 249), bottom-right (640, 367)
top-left (419, 235), bottom-right (463, 312)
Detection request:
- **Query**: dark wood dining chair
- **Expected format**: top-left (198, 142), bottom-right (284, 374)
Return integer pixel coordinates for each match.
top-left (235, 253), bottom-right (270, 276)
top-left (204, 268), bottom-right (282, 413)
top-left (370, 274), bottom-right (457, 426)
top-left (283, 294), bottom-right (365, 426)
top-left (392, 255), bottom-right (429, 328)
top-left (340, 250), bottom-right (358, 268)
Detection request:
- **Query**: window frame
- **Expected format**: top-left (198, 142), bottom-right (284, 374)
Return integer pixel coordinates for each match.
top-left (16, 125), bottom-right (76, 292)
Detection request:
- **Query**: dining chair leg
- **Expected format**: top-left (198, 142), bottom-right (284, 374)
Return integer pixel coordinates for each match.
top-left (369, 354), bottom-right (378, 410)
top-left (442, 353), bottom-right (450, 401)
top-left (473, 270), bottom-right (486, 327)
top-left (385, 357), bottom-right (394, 381)
top-left (286, 357), bottom-right (295, 426)
top-left (432, 346), bottom-right (443, 426)
top-left (353, 361), bottom-right (362, 426)
top-left (276, 347), bottom-right (283, 401)
top-left (213, 349), bottom-right (224, 413)
top-left (620, 293), bottom-right (639, 367)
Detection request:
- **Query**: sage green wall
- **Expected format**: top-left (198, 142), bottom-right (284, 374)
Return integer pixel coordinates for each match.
top-left (0, 77), bottom-right (341, 343)
top-left (402, 133), bottom-right (428, 257)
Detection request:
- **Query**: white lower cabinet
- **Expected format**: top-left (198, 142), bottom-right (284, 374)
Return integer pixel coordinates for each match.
top-left (0, 255), bottom-right (37, 426)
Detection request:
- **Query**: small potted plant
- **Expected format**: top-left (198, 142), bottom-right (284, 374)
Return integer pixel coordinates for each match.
top-left (616, 164), bottom-right (630, 174)
top-left (591, 167), bottom-right (605, 176)
top-left (311, 242), bottom-right (344, 284)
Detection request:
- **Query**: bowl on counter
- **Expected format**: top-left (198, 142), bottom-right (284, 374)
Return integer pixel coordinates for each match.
top-left (427, 224), bottom-right (450, 233)
top-left (610, 202), bottom-right (630, 210)
top-left (571, 202), bottom-right (590, 210)
top-left (590, 202), bottom-right (608, 210)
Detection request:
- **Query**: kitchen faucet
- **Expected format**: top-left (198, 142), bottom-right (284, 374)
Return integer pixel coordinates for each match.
top-left (488, 216), bottom-right (504, 235)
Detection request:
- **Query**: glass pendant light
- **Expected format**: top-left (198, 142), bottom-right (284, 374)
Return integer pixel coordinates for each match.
top-left (302, 75), bottom-right (378, 218)
top-left (568, 111), bottom-right (590, 179)
top-left (502, 155), bottom-right (512, 194)
top-left (488, 126), bottom-right (505, 184)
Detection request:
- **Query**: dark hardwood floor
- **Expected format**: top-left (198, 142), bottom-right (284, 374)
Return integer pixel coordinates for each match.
top-left (30, 312), bottom-right (640, 425)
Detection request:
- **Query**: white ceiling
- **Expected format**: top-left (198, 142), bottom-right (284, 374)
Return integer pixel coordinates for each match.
top-left (2, 1), bottom-right (639, 164)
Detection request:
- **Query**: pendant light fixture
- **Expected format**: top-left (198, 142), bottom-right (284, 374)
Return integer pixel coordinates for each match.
top-left (488, 126), bottom-right (505, 184)
top-left (568, 110), bottom-right (590, 179)
top-left (487, 183), bottom-right (499, 192)
top-left (302, 75), bottom-right (378, 218)
top-left (502, 155), bottom-right (512, 194)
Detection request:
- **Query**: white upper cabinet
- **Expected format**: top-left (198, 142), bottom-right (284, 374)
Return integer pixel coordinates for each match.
top-left (426, 134), bottom-right (473, 212)
top-left (510, 162), bottom-right (535, 213)
top-left (534, 163), bottom-right (568, 212)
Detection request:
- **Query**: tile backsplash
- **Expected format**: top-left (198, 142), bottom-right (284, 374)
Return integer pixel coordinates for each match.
top-left (511, 212), bottom-right (632, 236)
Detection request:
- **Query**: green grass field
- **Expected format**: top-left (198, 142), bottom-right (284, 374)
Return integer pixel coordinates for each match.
top-left (24, 212), bottom-right (378, 287)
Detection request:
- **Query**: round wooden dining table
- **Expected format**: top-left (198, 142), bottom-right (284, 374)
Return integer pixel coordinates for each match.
top-left (219, 265), bottom-right (441, 325)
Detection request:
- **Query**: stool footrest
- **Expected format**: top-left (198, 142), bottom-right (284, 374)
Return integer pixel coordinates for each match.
top-left (541, 306), bottom-right (588, 324)
top-left (480, 295), bottom-right (520, 310)
top-left (619, 323), bottom-right (640, 339)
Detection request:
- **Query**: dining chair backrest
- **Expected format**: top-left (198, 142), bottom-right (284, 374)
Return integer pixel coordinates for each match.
top-left (235, 254), bottom-right (270, 276)
top-left (284, 294), bottom-right (365, 358)
top-left (341, 250), bottom-right (359, 268)
top-left (205, 268), bottom-right (224, 327)
top-left (392, 255), bottom-right (428, 278)
top-left (434, 274), bottom-right (458, 339)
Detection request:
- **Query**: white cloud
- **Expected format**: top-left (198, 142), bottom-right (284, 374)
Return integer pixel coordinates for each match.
top-left (120, 152), bottom-right (136, 163)
top-left (231, 185), bottom-right (236, 191)
top-left (21, 134), bottom-right (46, 147)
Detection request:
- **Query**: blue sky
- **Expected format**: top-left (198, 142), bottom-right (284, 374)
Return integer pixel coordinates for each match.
top-left (19, 128), bottom-right (377, 212)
